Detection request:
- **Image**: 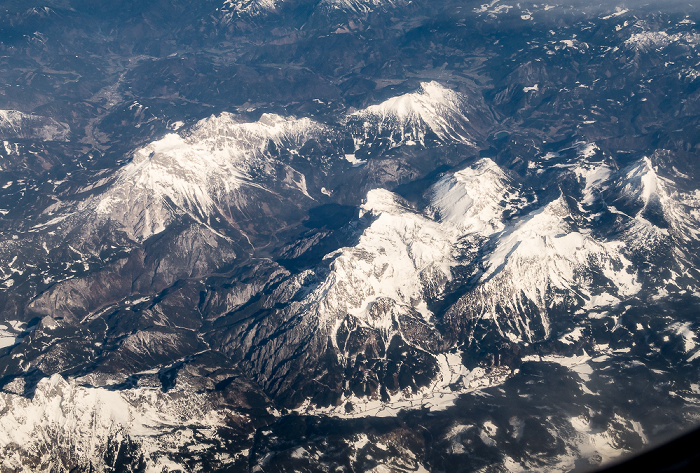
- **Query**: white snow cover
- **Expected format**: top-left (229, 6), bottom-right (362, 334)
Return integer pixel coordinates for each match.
top-left (31, 82), bottom-right (480, 246)
top-left (294, 159), bottom-right (518, 342)
top-left (601, 7), bottom-right (629, 20)
top-left (320, 0), bottom-right (403, 13)
top-left (0, 110), bottom-right (70, 141)
top-left (429, 158), bottom-right (517, 235)
top-left (299, 188), bottom-right (457, 337)
top-left (0, 374), bottom-right (239, 472)
top-left (464, 195), bottom-right (641, 340)
top-left (298, 352), bottom-right (512, 418)
top-left (280, 154), bottom-right (658, 413)
top-left (221, 0), bottom-right (280, 17)
top-left (668, 322), bottom-right (698, 354)
top-left (222, 0), bottom-right (399, 17)
top-left (90, 113), bottom-right (321, 241)
top-left (351, 81), bottom-right (474, 146)
top-left (262, 158), bottom-right (530, 414)
top-left (572, 162), bottom-right (614, 206)
top-left (0, 321), bottom-right (24, 349)
top-left (283, 156), bottom-right (653, 397)
top-left (620, 157), bottom-right (666, 208)
top-left (616, 157), bottom-right (700, 245)
top-left (474, 0), bottom-right (514, 15)
top-left (625, 30), bottom-right (700, 50)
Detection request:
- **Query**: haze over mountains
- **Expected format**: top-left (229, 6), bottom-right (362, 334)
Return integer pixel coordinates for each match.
top-left (0, 0), bottom-right (699, 471)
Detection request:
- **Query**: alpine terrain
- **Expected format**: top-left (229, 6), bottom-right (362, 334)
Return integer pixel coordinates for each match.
top-left (0, 0), bottom-right (699, 471)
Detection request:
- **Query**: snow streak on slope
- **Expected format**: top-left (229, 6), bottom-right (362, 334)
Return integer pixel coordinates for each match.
top-left (572, 162), bottom-right (614, 206)
top-left (350, 81), bottom-right (475, 146)
top-left (618, 157), bottom-right (668, 212)
top-left (91, 113), bottom-right (321, 241)
top-left (457, 195), bottom-right (641, 341)
top-left (320, 0), bottom-right (404, 13)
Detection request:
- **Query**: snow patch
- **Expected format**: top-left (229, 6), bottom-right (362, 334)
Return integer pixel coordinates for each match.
top-left (297, 352), bottom-right (512, 418)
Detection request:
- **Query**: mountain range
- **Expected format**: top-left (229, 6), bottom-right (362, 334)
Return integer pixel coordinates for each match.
top-left (1, 0), bottom-right (699, 471)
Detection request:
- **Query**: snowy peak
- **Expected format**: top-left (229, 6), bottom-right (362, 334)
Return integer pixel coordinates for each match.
top-left (320, 0), bottom-right (405, 14)
top-left (609, 157), bottom-right (678, 233)
top-left (350, 82), bottom-right (476, 147)
top-left (624, 30), bottom-right (700, 51)
top-left (610, 156), bottom-right (700, 248)
top-left (428, 158), bottom-right (519, 236)
top-left (447, 194), bottom-right (641, 341)
top-left (187, 112), bottom-right (324, 155)
top-left (482, 195), bottom-right (577, 281)
top-left (219, 0), bottom-right (404, 22)
top-left (327, 189), bottom-right (454, 326)
top-left (312, 161), bottom-right (516, 338)
top-left (221, 0), bottom-right (280, 18)
top-left (360, 188), bottom-right (413, 217)
top-left (571, 161), bottom-right (614, 206)
top-left (92, 113), bottom-right (321, 241)
top-left (220, 0), bottom-right (398, 18)
top-left (258, 188), bottom-right (455, 368)
top-left (618, 157), bottom-right (669, 212)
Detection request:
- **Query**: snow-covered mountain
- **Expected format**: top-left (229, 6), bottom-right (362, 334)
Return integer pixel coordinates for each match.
top-left (213, 187), bottom-right (458, 401)
top-left (446, 194), bottom-right (641, 342)
top-left (219, 0), bottom-right (406, 22)
top-left (0, 370), bottom-right (266, 472)
top-left (0, 83), bottom-right (483, 326)
top-left (319, 0), bottom-right (406, 13)
top-left (1, 1), bottom-right (700, 471)
top-left (428, 157), bottom-right (521, 236)
top-left (88, 112), bottom-right (321, 242)
top-left (26, 83), bottom-right (479, 251)
top-left (0, 110), bottom-right (70, 141)
top-left (209, 153), bottom-right (698, 410)
top-left (610, 157), bottom-right (700, 243)
top-left (220, 0), bottom-right (281, 19)
top-left (207, 159), bottom-right (516, 404)
top-left (348, 81), bottom-right (481, 152)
